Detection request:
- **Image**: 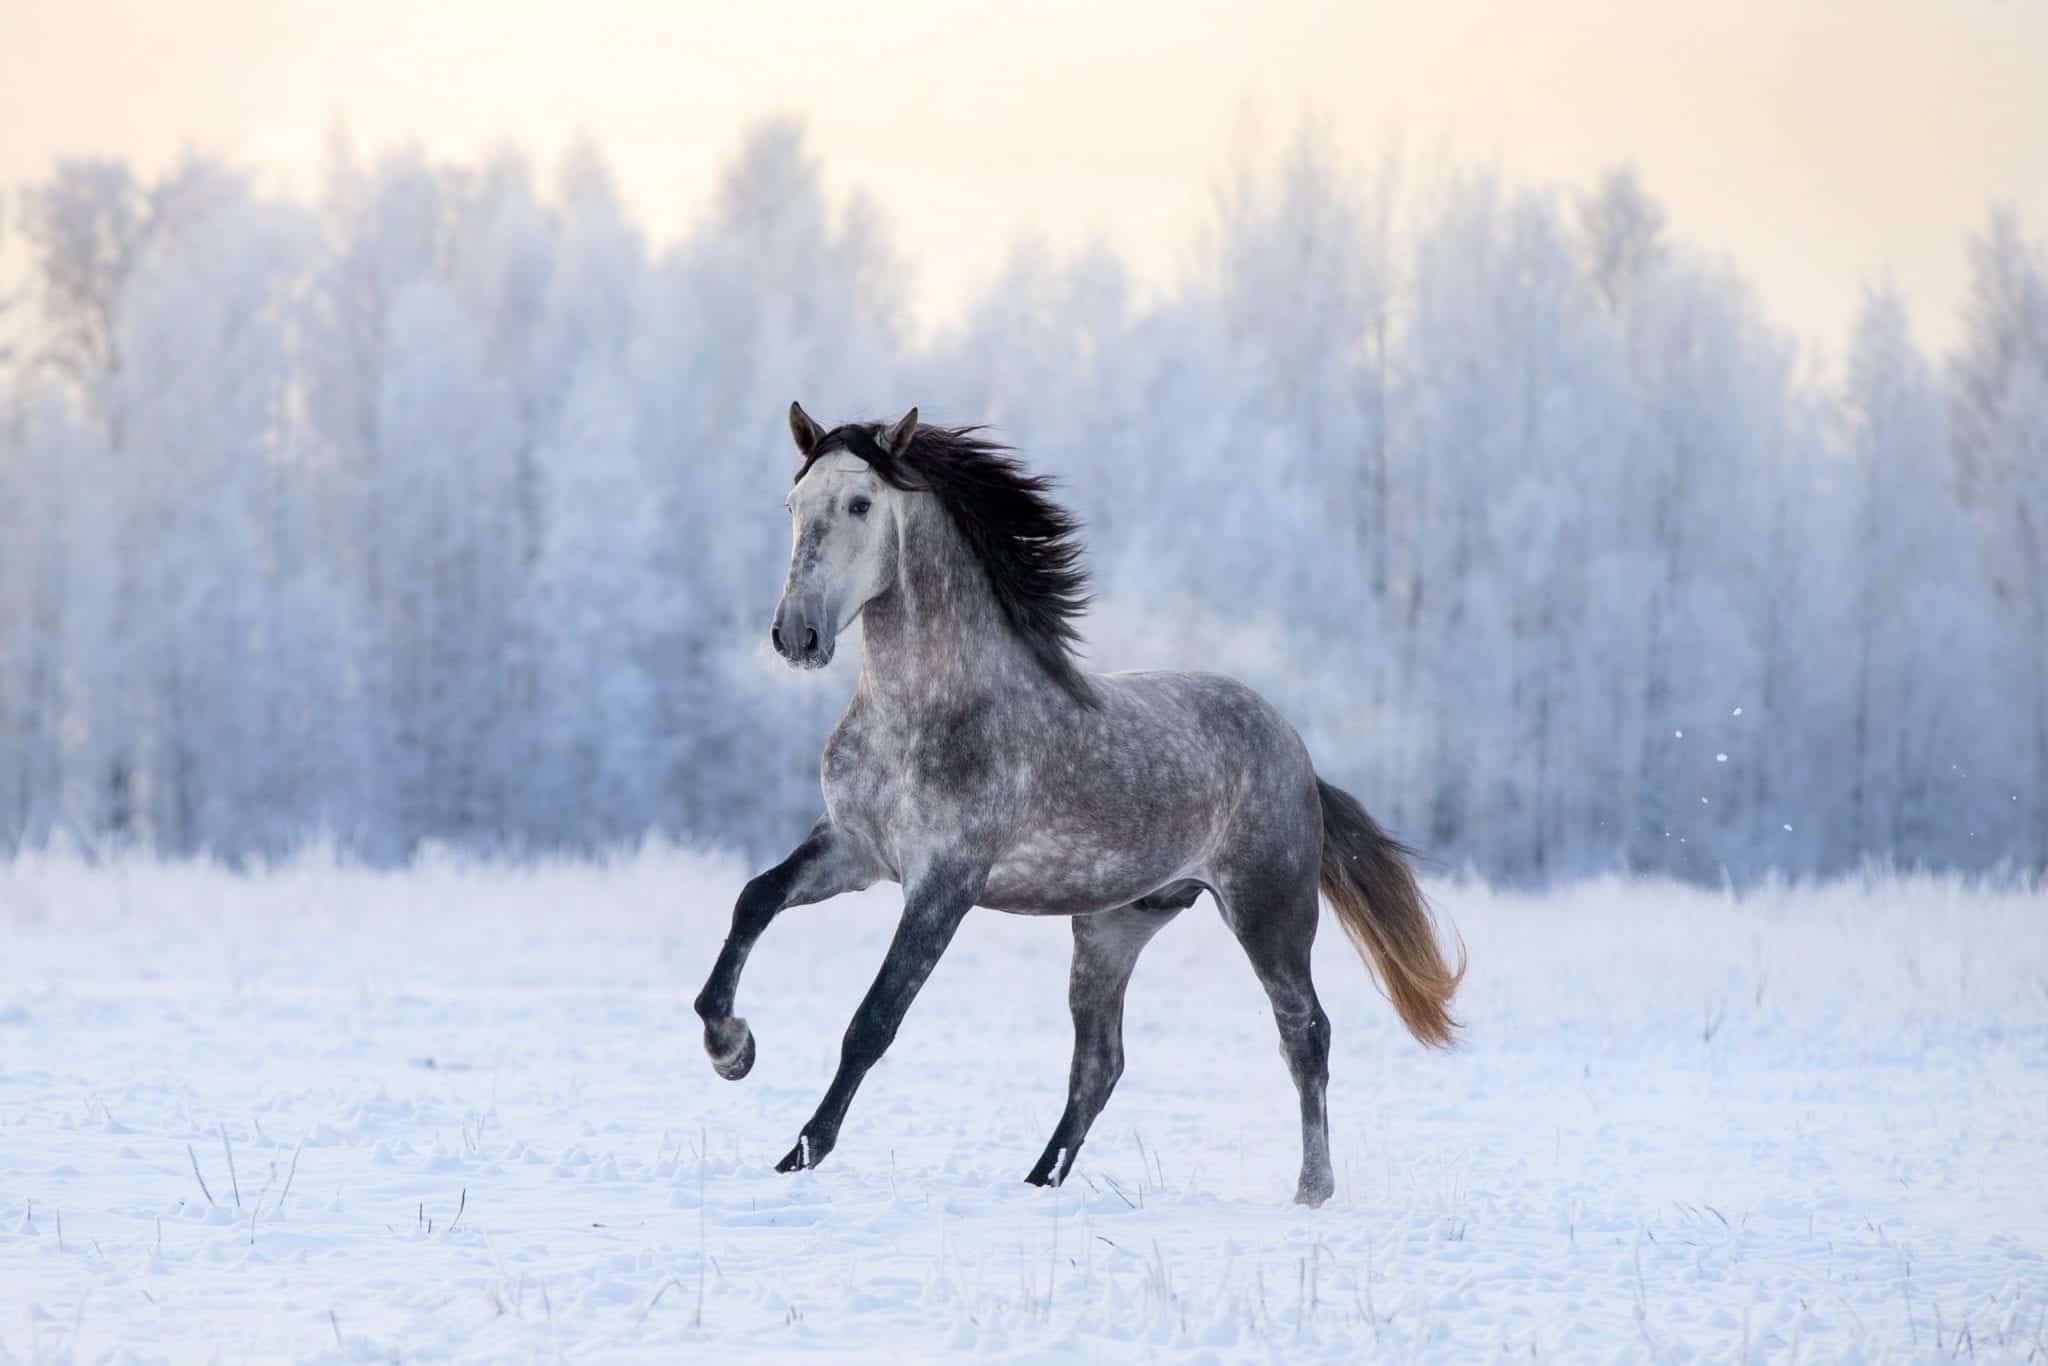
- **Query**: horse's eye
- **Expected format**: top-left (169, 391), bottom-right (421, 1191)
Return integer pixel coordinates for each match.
top-left (849, 497), bottom-right (871, 518)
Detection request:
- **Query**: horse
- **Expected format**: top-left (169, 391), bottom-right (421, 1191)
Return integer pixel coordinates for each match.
top-left (692, 403), bottom-right (1465, 1206)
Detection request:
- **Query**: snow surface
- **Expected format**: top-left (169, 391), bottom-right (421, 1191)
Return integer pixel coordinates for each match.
top-left (2, 849), bottom-right (2044, 1362)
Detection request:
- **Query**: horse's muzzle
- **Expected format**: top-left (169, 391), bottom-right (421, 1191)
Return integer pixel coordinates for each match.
top-left (771, 598), bottom-right (833, 668)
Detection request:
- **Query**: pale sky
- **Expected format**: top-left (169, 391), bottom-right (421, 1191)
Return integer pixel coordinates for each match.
top-left (4, 0), bottom-right (2044, 354)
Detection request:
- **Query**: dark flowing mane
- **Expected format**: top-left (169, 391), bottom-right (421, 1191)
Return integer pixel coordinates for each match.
top-left (798, 421), bottom-right (1097, 707)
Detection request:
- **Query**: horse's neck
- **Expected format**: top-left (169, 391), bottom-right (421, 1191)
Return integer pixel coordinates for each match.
top-left (856, 513), bottom-right (1049, 716)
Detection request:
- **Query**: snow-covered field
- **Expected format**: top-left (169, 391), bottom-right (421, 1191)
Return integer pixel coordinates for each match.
top-left (2, 849), bottom-right (2043, 1363)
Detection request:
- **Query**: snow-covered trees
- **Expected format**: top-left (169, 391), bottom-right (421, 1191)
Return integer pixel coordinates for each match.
top-left (1950, 212), bottom-right (2048, 861)
top-left (1834, 286), bottom-right (1985, 865)
top-left (0, 125), bottom-right (2038, 878)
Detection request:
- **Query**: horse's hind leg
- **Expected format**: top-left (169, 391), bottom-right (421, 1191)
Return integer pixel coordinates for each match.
top-left (1214, 869), bottom-right (1334, 1207)
top-left (1024, 892), bottom-right (1191, 1188)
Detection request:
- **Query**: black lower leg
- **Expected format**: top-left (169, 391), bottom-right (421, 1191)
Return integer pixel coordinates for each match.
top-left (776, 865), bottom-right (979, 1172)
top-left (693, 825), bottom-right (853, 1080)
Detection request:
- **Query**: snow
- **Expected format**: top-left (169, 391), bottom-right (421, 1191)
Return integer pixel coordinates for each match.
top-left (2, 849), bottom-right (2044, 1362)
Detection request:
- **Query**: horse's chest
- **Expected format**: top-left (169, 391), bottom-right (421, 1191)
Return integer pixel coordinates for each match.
top-left (822, 707), bottom-right (1003, 873)
top-left (821, 726), bottom-right (892, 831)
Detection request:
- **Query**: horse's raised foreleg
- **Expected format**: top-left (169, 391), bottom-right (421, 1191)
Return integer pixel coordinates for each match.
top-left (1024, 902), bottom-right (1182, 1188)
top-left (693, 818), bottom-right (872, 1081)
top-left (774, 861), bottom-right (982, 1172)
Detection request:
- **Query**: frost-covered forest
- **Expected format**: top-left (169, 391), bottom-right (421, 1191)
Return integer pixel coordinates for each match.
top-left (0, 120), bottom-right (2042, 881)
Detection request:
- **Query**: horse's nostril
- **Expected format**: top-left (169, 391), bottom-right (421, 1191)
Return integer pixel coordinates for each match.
top-left (771, 623), bottom-right (784, 653)
top-left (803, 626), bottom-right (820, 653)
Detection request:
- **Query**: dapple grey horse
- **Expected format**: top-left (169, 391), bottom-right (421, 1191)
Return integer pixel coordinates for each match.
top-left (693, 404), bottom-right (1464, 1205)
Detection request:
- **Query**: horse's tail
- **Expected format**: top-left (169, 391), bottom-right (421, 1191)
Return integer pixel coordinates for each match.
top-left (1315, 777), bottom-right (1465, 1048)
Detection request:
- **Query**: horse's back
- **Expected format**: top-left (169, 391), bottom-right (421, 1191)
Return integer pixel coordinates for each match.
top-left (1096, 669), bottom-right (1309, 755)
top-left (1110, 665), bottom-right (1320, 764)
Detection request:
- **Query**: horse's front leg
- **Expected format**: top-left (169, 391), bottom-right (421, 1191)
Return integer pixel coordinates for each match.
top-left (775, 860), bottom-right (983, 1172)
top-left (693, 818), bottom-right (873, 1080)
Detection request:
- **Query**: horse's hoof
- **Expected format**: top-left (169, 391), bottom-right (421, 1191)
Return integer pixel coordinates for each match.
top-left (705, 1016), bottom-right (755, 1080)
top-left (1023, 1141), bottom-right (1073, 1187)
top-left (1294, 1175), bottom-right (1334, 1209)
top-left (774, 1133), bottom-right (827, 1173)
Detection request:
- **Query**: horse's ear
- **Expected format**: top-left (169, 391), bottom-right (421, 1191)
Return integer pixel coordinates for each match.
top-left (789, 401), bottom-right (824, 458)
top-left (878, 407), bottom-right (919, 456)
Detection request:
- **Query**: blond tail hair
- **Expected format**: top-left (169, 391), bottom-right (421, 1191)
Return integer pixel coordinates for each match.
top-left (1316, 777), bottom-right (1466, 1048)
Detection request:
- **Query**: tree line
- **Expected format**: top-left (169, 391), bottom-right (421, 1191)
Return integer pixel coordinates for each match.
top-left (0, 120), bottom-right (2042, 881)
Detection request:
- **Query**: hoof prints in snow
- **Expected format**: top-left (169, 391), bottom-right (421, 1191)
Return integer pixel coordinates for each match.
top-left (0, 849), bottom-right (2044, 1362)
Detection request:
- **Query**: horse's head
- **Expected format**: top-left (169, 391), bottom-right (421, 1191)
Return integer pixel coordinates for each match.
top-left (771, 401), bottom-right (918, 668)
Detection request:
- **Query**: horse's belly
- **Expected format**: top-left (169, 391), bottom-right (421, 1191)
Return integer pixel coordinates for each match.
top-left (978, 829), bottom-right (1205, 916)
